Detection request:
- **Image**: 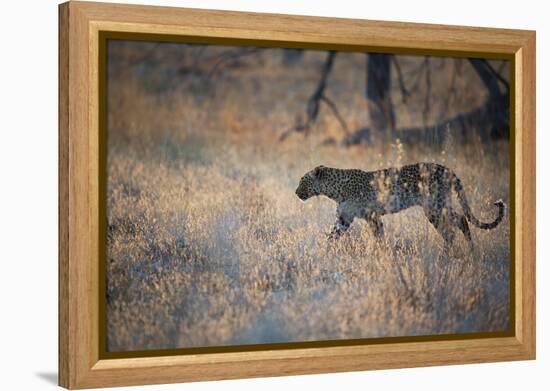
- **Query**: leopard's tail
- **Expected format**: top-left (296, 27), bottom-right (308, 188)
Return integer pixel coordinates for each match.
top-left (453, 175), bottom-right (506, 230)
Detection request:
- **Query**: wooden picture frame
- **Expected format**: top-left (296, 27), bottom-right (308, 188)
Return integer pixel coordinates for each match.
top-left (59, 1), bottom-right (536, 389)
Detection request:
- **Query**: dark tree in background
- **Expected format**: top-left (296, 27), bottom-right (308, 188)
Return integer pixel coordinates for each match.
top-left (279, 51), bottom-right (350, 141)
top-left (388, 57), bottom-right (510, 146)
top-left (282, 48), bottom-right (304, 65)
top-left (466, 58), bottom-right (510, 139)
top-left (169, 43), bottom-right (509, 146)
top-left (283, 51), bottom-right (510, 146)
top-left (366, 53), bottom-right (395, 144)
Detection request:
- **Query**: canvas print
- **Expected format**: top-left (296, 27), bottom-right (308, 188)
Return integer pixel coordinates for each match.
top-left (105, 39), bottom-right (511, 352)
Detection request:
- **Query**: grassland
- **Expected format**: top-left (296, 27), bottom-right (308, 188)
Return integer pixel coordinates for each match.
top-left (105, 42), bottom-right (510, 351)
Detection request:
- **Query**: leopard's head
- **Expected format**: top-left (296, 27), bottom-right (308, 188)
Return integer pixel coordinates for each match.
top-left (295, 165), bottom-right (327, 201)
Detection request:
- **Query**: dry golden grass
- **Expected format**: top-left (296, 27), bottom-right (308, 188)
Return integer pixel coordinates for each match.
top-left (105, 42), bottom-right (510, 351)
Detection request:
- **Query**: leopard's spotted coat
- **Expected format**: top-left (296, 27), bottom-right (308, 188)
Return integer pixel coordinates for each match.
top-left (295, 163), bottom-right (505, 248)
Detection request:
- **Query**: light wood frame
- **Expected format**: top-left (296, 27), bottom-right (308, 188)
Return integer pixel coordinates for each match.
top-left (59, 1), bottom-right (536, 389)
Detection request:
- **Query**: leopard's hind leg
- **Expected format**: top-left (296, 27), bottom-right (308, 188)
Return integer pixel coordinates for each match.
top-left (450, 210), bottom-right (473, 251)
top-left (361, 211), bottom-right (385, 240)
top-left (367, 218), bottom-right (384, 239)
top-left (423, 206), bottom-right (456, 252)
top-left (425, 205), bottom-right (475, 255)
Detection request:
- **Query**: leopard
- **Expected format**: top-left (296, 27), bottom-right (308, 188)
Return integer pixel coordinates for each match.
top-left (295, 163), bottom-right (505, 249)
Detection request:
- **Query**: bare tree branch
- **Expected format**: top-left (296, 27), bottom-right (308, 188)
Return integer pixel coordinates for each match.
top-left (392, 56), bottom-right (410, 103)
top-left (439, 59), bottom-right (458, 121)
top-left (280, 51), bottom-right (349, 141)
top-left (305, 51), bottom-right (336, 124)
top-left (485, 60), bottom-right (510, 92)
top-left (207, 47), bottom-right (262, 79)
top-left (279, 117), bottom-right (310, 141)
top-left (468, 58), bottom-right (503, 98)
top-left (320, 96), bottom-right (350, 136)
top-left (408, 59), bottom-right (428, 95)
top-left (497, 60), bottom-right (507, 75)
top-left (422, 57), bottom-right (432, 128)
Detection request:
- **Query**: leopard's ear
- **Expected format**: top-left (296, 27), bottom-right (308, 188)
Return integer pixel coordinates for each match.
top-left (313, 165), bottom-right (326, 178)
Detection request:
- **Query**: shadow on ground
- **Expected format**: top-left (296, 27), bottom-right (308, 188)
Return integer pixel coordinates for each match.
top-left (35, 372), bottom-right (57, 385)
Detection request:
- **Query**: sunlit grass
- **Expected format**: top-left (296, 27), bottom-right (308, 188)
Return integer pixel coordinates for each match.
top-left (106, 135), bottom-right (510, 351)
top-left (105, 43), bottom-right (510, 351)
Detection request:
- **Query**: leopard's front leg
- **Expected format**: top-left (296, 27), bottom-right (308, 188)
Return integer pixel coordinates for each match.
top-left (328, 203), bottom-right (356, 239)
top-left (328, 215), bottom-right (352, 238)
top-left (362, 210), bottom-right (385, 239)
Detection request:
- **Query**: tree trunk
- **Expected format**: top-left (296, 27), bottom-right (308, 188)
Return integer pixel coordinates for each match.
top-left (344, 57), bottom-right (509, 146)
top-left (467, 58), bottom-right (509, 139)
top-left (287, 51), bottom-right (509, 147)
top-left (366, 53), bottom-right (395, 143)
